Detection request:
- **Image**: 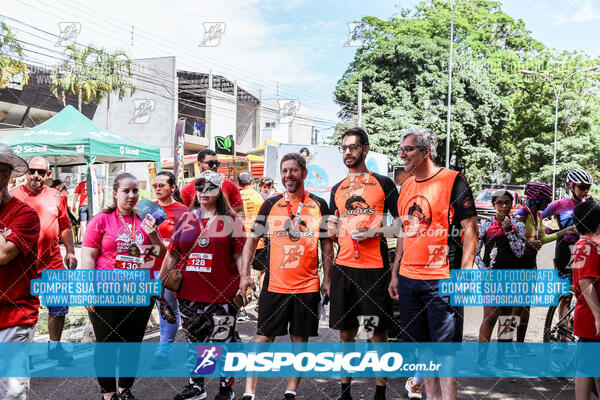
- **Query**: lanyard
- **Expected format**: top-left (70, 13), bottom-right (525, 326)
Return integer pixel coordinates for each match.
top-left (524, 206), bottom-right (539, 240)
top-left (285, 191), bottom-right (306, 229)
top-left (197, 216), bottom-right (216, 241)
top-left (117, 210), bottom-right (137, 244)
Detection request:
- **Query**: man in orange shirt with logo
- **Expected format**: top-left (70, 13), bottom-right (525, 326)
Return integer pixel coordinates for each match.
top-left (390, 128), bottom-right (478, 400)
top-left (11, 156), bottom-right (78, 365)
top-left (326, 127), bottom-right (399, 400)
top-left (239, 153), bottom-right (333, 400)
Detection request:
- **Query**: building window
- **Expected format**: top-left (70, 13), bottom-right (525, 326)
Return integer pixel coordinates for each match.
top-left (265, 122), bottom-right (276, 128)
top-left (311, 128), bottom-right (318, 145)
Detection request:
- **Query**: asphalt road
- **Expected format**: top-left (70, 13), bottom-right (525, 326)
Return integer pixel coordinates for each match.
top-left (28, 242), bottom-right (586, 399)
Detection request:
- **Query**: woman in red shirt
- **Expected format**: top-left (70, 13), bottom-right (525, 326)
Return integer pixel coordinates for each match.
top-left (159, 170), bottom-right (246, 400)
top-left (150, 171), bottom-right (188, 369)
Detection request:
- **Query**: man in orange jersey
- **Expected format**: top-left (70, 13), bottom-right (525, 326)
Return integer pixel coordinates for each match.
top-left (326, 127), bottom-right (399, 400)
top-left (239, 153), bottom-right (333, 400)
top-left (390, 128), bottom-right (478, 400)
top-left (11, 156), bottom-right (77, 365)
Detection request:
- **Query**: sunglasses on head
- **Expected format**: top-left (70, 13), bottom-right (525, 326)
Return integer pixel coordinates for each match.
top-left (202, 160), bottom-right (221, 168)
top-left (195, 183), bottom-right (219, 193)
top-left (28, 168), bottom-right (48, 176)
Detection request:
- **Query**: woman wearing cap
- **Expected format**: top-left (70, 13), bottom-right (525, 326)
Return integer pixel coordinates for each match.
top-left (159, 170), bottom-right (246, 400)
top-left (150, 171), bottom-right (188, 369)
top-left (82, 172), bottom-right (166, 400)
top-left (512, 182), bottom-right (576, 345)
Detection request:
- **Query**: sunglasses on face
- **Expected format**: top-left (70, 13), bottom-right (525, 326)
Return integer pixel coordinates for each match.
top-left (576, 184), bottom-right (591, 191)
top-left (195, 183), bottom-right (219, 193)
top-left (202, 160), bottom-right (221, 168)
top-left (152, 183), bottom-right (169, 189)
top-left (28, 168), bottom-right (48, 176)
top-left (494, 200), bottom-right (512, 206)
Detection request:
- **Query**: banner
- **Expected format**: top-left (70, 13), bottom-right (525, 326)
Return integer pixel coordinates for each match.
top-left (4, 342), bottom-right (600, 378)
top-left (174, 117), bottom-right (186, 188)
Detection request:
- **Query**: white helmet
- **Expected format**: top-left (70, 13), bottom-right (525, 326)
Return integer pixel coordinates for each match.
top-left (567, 169), bottom-right (594, 185)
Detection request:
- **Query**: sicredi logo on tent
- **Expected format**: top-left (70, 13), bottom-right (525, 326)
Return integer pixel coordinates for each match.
top-left (23, 145), bottom-right (47, 153)
top-left (119, 146), bottom-right (139, 156)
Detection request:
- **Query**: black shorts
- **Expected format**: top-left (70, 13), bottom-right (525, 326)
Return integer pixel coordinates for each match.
top-left (252, 247), bottom-right (267, 271)
top-left (329, 264), bottom-right (393, 334)
top-left (555, 239), bottom-right (575, 275)
top-left (257, 290), bottom-right (320, 337)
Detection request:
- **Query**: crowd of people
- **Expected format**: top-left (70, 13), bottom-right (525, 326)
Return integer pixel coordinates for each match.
top-left (1, 127), bottom-right (600, 400)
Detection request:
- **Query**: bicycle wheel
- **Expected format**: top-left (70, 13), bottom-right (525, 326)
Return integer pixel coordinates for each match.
top-left (543, 293), bottom-right (577, 374)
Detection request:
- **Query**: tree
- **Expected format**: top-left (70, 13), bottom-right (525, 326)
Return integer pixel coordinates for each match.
top-left (94, 48), bottom-right (136, 130)
top-left (334, 0), bottom-right (600, 190)
top-left (0, 22), bottom-right (29, 89)
top-left (50, 45), bottom-right (106, 111)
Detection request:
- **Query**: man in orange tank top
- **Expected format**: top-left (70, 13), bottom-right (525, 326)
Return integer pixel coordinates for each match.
top-left (390, 128), bottom-right (478, 400)
top-left (327, 127), bottom-right (399, 400)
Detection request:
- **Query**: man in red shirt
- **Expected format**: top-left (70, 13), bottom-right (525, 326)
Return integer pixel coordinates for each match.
top-left (0, 144), bottom-right (40, 400)
top-left (72, 174), bottom-right (103, 241)
top-left (180, 149), bottom-right (243, 213)
top-left (11, 156), bottom-right (77, 365)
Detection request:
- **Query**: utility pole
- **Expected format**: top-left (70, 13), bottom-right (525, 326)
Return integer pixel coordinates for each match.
top-left (358, 81), bottom-right (363, 127)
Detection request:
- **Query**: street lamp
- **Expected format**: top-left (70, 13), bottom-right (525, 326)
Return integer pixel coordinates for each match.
top-left (446, 0), bottom-right (460, 169)
top-left (520, 65), bottom-right (599, 200)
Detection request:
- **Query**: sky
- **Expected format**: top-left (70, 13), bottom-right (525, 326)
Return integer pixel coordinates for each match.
top-left (2, 0), bottom-right (600, 137)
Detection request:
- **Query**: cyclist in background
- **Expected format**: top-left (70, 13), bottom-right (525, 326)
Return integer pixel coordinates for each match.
top-left (545, 169), bottom-right (593, 321)
top-left (513, 182), bottom-right (575, 346)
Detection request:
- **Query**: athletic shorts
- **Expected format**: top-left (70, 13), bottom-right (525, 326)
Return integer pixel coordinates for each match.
top-left (328, 264), bottom-right (393, 334)
top-left (47, 305), bottom-right (69, 317)
top-left (396, 275), bottom-right (457, 343)
top-left (78, 206), bottom-right (89, 222)
top-left (555, 239), bottom-right (575, 276)
top-left (252, 248), bottom-right (267, 271)
top-left (257, 290), bottom-right (320, 337)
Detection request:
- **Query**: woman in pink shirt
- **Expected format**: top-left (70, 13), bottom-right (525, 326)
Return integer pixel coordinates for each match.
top-left (82, 172), bottom-right (165, 400)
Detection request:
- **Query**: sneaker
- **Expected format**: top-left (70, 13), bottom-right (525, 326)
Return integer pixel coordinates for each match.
top-left (102, 394), bottom-right (120, 400)
top-left (337, 396), bottom-right (353, 400)
top-left (47, 342), bottom-right (74, 365)
top-left (214, 387), bottom-right (235, 400)
top-left (119, 388), bottom-right (136, 400)
top-left (150, 355), bottom-right (170, 370)
top-left (174, 384), bottom-right (207, 400)
top-left (283, 394), bottom-right (296, 400)
top-left (237, 309), bottom-right (249, 322)
top-left (405, 378), bottom-right (422, 399)
top-left (373, 393), bottom-right (386, 400)
top-left (239, 396), bottom-right (254, 400)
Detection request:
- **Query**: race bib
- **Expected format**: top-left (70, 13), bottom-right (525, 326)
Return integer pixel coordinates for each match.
top-left (186, 253), bottom-right (213, 273)
top-left (115, 254), bottom-right (143, 270)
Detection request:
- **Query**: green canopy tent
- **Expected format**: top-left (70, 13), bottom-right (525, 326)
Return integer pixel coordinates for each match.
top-left (0, 105), bottom-right (161, 215)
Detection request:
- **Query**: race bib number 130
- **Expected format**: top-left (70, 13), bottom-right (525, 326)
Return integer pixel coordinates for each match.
top-left (115, 254), bottom-right (143, 270)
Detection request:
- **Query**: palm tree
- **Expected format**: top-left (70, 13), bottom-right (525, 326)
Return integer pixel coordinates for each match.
top-left (50, 45), bottom-right (105, 111)
top-left (95, 48), bottom-right (136, 130)
top-left (0, 22), bottom-right (30, 89)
